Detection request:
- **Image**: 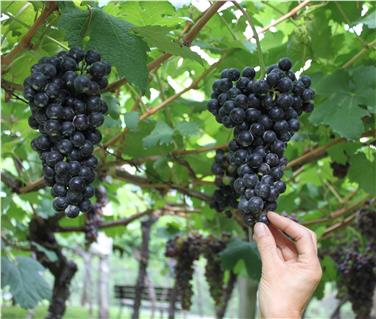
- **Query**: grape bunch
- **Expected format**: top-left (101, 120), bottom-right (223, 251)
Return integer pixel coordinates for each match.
top-left (332, 242), bottom-right (376, 319)
top-left (207, 58), bottom-right (314, 225)
top-left (85, 186), bottom-right (108, 244)
top-left (330, 161), bottom-right (350, 179)
top-left (281, 211), bottom-right (299, 223)
top-left (210, 150), bottom-right (238, 213)
top-left (23, 47), bottom-right (111, 218)
top-left (356, 203), bottom-right (376, 242)
top-left (165, 233), bottom-right (203, 310)
top-left (202, 234), bottom-right (230, 305)
top-left (84, 211), bottom-right (102, 244)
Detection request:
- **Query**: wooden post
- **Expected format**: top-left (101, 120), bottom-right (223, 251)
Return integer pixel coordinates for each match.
top-left (98, 255), bottom-right (110, 319)
top-left (216, 272), bottom-right (237, 319)
top-left (28, 215), bottom-right (77, 319)
top-left (132, 216), bottom-right (157, 319)
top-left (238, 277), bottom-right (258, 319)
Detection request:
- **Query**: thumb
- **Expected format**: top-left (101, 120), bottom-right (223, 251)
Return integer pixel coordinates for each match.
top-left (253, 222), bottom-right (279, 267)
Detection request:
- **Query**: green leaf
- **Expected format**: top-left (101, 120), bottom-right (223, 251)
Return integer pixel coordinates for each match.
top-left (57, 3), bottom-right (87, 46)
top-left (219, 238), bottom-right (261, 280)
top-left (348, 153), bottom-right (376, 195)
top-left (315, 256), bottom-right (337, 299)
top-left (1, 256), bottom-right (51, 309)
top-left (114, 2), bottom-right (184, 27)
top-left (58, 6), bottom-right (149, 90)
top-left (37, 199), bottom-right (57, 219)
top-left (143, 122), bottom-right (174, 148)
top-left (30, 242), bottom-right (58, 263)
top-left (175, 121), bottom-right (200, 137)
top-left (310, 70), bottom-right (370, 139)
top-left (354, 10), bottom-right (376, 29)
top-left (102, 94), bottom-right (120, 120)
top-left (307, 10), bottom-right (332, 59)
top-left (328, 2), bottom-right (362, 23)
top-left (132, 25), bottom-right (203, 64)
top-left (124, 112), bottom-right (140, 131)
top-left (351, 65), bottom-right (376, 113)
top-left (327, 142), bottom-right (362, 164)
top-left (227, 40), bottom-right (256, 53)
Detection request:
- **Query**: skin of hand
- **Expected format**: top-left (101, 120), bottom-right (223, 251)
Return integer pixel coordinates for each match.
top-left (253, 212), bottom-right (322, 319)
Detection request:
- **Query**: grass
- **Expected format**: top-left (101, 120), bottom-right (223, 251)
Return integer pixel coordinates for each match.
top-left (1, 306), bottom-right (152, 319)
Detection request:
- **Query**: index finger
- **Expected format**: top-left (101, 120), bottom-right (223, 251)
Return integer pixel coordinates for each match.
top-left (267, 211), bottom-right (317, 262)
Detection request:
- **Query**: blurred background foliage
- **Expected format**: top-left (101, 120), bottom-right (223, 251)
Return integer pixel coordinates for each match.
top-left (1, 1), bottom-right (375, 318)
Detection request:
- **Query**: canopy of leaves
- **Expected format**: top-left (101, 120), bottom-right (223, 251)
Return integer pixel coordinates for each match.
top-left (1, 0), bottom-right (375, 309)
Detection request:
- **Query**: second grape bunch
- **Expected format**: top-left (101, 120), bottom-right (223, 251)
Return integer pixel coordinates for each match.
top-left (208, 58), bottom-right (315, 225)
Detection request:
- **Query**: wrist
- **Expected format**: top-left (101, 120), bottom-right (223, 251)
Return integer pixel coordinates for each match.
top-left (261, 307), bottom-right (302, 319)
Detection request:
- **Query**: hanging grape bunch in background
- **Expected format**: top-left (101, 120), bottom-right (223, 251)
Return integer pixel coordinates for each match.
top-left (208, 58), bottom-right (315, 225)
top-left (24, 47), bottom-right (111, 218)
top-left (165, 234), bottom-right (203, 310)
top-left (210, 149), bottom-right (238, 216)
top-left (330, 202), bottom-right (376, 319)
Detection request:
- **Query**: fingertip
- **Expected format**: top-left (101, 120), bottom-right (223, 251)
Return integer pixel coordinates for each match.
top-left (254, 222), bottom-right (271, 239)
top-left (266, 211), bottom-right (279, 220)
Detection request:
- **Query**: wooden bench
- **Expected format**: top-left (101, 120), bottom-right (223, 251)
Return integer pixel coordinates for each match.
top-left (114, 285), bottom-right (179, 319)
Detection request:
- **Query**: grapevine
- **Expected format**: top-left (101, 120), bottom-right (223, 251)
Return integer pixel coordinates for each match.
top-left (332, 242), bottom-right (375, 319)
top-left (356, 202), bottom-right (376, 242)
top-left (208, 58), bottom-right (314, 225)
top-left (210, 149), bottom-right (238, 214)
top-left (23, 47), bottom-right (111, 218)
top-left (330, 161), bottom-right (350, 179)
top-left (202, 234), bottom-right (231, 305)
top-left (84, 185), bottom-right (108, 245)
top-left (165, 233), bottom-right (203, 310)
top-left (330, 202), bottom-right (376, 318)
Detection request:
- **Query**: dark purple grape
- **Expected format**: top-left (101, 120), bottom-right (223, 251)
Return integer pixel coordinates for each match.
top-left (53, 197), bottom-right (68, 211)
top-left (278, 57), bottom-right (292, 71)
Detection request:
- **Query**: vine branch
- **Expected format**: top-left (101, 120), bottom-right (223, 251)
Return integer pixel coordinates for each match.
top-left (1, 2), bottom-right (58, 71)
top-left (342, 39), bottom-right (376, 69)
top-left (55, 206), bottom-right (198, 233)
top-left (105, 1), bottom-right (226, 92)
top-left (232, 1), bottom-right (266, 77)
top-left (286, 129), bottom-right (375, 169)
top-left (302, 196), bottom-right (370, 226)
top-left (1, 79), bottom-right (24, 92)
top-left (104, 57), bottom-right (224, 148)
top-left (114, 168), bottom-right (211, 202)
top-left (321, 213), bottom-right (357, 239)
top-left (258, 0), bottom-right (311, 34)
top-left (4, 129), bottom-right (374, 196)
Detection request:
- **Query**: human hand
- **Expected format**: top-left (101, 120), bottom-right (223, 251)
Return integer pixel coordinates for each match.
top-left (253, 212), bottom-right (322, 319)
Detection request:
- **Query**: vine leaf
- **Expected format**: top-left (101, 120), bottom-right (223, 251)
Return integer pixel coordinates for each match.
top-left (1, 256), bottom-right (51, 309)
top-left (328, 2), bottom-right (362, 23)
top-left (314, 256), bottom-right (337, 299)
top-left (354, 10), bottom-right (376, 29)
top-left (348, 153), bottom-right (376, 195)
top-left (219, 238), bottom-right (261, 280)
top-left (124, 112), bottom-right (140, 131)
top-left (58, 5), bottom-right (149, 91)
top-left (131, 25), bottom-right (203, 64)
top-left (31, 242), bottom-right (58, 263)
top-left (175, 121), bottom-right (200, 137)
top-left (56, 3), bottom-right (86, 46)
top-left (327, 142), bottom-right (362, 164)
top-left (351, 66), bottom-right (376, 113)
top-left (114, 1), bottom-right (185, 27)
top-left (309, 70), bottom-right (370, 139)
top-left (143, 122), bottom-right (174, 148)
top-left (102, 94), bottom-right (120, 120)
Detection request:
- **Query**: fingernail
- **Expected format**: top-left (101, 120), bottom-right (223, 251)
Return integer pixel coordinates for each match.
top-left (254, 222), bottom-right (267, 237)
